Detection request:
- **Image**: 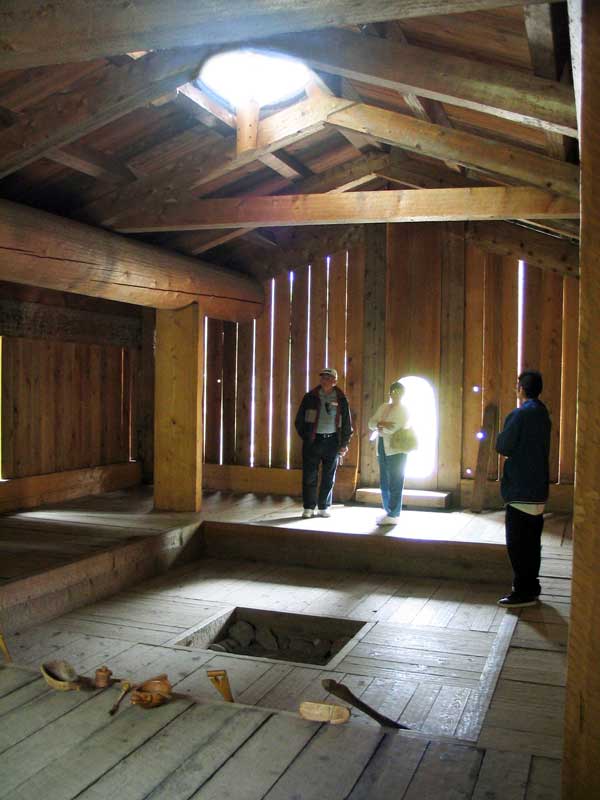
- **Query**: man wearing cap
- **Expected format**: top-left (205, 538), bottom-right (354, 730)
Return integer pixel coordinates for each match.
top-left (295, 367), bottom-right (353, 518)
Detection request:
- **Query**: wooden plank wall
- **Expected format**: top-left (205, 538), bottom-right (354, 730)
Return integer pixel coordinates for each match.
top-left (203, 249), bottom-right (365, 476)
top-left (461, 247), bottom-right (578, 487)
top-left (204, 227), bottom-right (578, 501)
top-left (1, 337), bottom-right (134, 478)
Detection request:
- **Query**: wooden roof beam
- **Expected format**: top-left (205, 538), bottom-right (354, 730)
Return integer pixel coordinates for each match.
top-left (260, 28), bottom-right (577, 137)
top-left (46, 143), bottom-right (137, 184)
top-left (0, 200), bottom-right (263, 322)
top-left (0, 1), bottom-right (563, 71)
top-left (165, 151), bottom-right (398, 255)
top-left (326, 102), bottom-right (580, 199)
top-left (80, 95), bottom-right (355, 227)
top-left (466, 221), bottom-right (579, 277)
top-left (115, 187), bottom-right (578, 233)
top-left (0, 47), bottom-right (212, 178)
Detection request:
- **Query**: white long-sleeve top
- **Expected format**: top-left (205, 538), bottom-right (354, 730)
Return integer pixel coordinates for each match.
top-left (368, 401), bottom-right (410, 456)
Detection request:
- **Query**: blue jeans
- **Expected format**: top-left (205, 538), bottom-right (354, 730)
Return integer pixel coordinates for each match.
top-left (377, 438), bottom-right (407, 517)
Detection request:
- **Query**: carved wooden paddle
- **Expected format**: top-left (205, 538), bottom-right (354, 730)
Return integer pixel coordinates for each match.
top-left (321, 678), bottom-right (409, 729)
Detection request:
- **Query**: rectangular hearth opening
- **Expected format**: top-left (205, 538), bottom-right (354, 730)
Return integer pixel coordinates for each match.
top-left (176, 607), bottom-right (367, 667)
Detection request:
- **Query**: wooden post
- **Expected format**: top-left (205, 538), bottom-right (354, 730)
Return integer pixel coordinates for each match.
top-left (359, 224), bottom-right (387, 487)
top-left (154, 303), bottom-right (204, 511)
top-left (563, 2), bottom-right (600, 797)
top-left (236, 99), bottom-right (260, 155)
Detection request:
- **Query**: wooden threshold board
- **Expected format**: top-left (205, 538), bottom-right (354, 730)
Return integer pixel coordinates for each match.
top-left (200, 522), bottom-right (512, 584)
top-left (355, 488), bottom-right (451, 509)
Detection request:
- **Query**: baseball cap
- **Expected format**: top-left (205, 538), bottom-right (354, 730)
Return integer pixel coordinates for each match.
top-left (320, 367), bottom-right (338, 381)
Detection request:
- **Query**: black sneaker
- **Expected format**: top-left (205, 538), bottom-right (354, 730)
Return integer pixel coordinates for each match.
top-left (497, 593), bottom-right (538, 608)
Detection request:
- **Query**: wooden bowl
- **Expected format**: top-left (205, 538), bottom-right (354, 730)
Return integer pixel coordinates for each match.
top-left (130, 676), bottom-right (172, 708)
top-left (40, 660), bottom-right (81, 691)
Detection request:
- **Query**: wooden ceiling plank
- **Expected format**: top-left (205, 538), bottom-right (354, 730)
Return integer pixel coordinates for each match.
top-left (259, 28), bottom-right (577, 137)
top-left (0, 46), bottom-right (212, 178)
top-left (115, 186), bottom-right (579, 232)
top-left (466, 221), bottom-right (579, 276)
top-left (79, 95), bottom-right (354, 226)
top-left (524, 4), bottom-right (571, 160)
top-left (327, 102), bottom-right (580, 199)
top-left (0, 1), bottom-right (563, 71)
top-left (46, 142), bottom-right (137, 184)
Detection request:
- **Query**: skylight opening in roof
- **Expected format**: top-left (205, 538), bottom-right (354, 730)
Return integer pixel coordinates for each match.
top-left (198, 49), bottom-right (312, 110)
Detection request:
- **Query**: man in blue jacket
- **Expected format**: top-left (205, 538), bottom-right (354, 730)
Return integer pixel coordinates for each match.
top-left (495, 370), bottom-right (551, 607)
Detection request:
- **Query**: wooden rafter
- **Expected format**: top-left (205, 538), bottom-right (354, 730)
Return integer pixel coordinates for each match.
top-left (115, 187), bottom-right (578, 233)
top-left (466, 221), bottom-right (579, 276)
top-left (0, 1), bottom-right (563, 71)
top-left (260, 28), bottom-right (577, 137)
top-left (166, 151), bottom-right (398, 255)
top-left (79, 95), bottom-right (355, 226)
top-left (327, 103), bottom-right (580, 199)
top-left (0, 47), bottom-right (212, 178)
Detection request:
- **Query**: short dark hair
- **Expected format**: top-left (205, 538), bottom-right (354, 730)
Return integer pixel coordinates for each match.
top-left (518, 370), bottom-right (543, 398)
top-left (389, 381), bottom-right (405, 395)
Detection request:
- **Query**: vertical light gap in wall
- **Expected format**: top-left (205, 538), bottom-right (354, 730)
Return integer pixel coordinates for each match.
top-left (325, 255), bottom-right (330, 366)
top-left (202, 317), bottom-right (208, 461)
top-left (517, 260), bottom-right (525, 375)
top-left (268, 278), bottom-right (275, 468)
top-left (250, 319), bottom-right (257, 467)
top-left (219, 327), bottom-right (224, 465)
top-left (306, 264), bottom-right (312, 391)
top-left (286, 271), bottom-right (294, 469)
top-left (343, 249), bottom-right (349, 382)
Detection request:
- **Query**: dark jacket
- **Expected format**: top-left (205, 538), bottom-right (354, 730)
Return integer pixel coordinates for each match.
top-left (295, 386), bottom-right (353, 448)
top-left (496, 398), bottom-right (551, 503)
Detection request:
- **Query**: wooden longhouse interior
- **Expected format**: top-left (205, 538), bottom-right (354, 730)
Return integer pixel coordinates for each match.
top-left (0, 1), bottom-right (597, 798)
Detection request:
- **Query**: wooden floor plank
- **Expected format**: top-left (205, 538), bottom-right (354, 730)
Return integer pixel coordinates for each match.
top-left (60, 705), bottom-right (250, 800)
top-left (403, 741), bottom-right (483, 799)
top-left (346, 735), bottom-right (428, 799)
top-left (472, 749), bottom-right (530, 800)
top-left (262, 724), bottom-right (383, 800)
top-left (525, 756), bottom-right (562, 800)
top-left (142, 707), bottom-right (272, 800)
top-left (477, 727), bottom-right (563, 759)
top-left (10, 698), bottom-right (196, 800)
top-left (420, 685), bottom-right (471, 737)
top-left (187, 713), bottom-right (319, 800)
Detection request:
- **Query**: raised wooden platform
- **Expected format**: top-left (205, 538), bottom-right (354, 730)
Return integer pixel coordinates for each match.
top-left (355, 487), bottom-right (452, 509)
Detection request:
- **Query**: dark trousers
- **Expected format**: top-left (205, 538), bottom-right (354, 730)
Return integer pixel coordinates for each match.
top-left (505, 504), bottom-right (544, 597)
top-left (302, 435), bottom-right (339, 509)
top-left (377, 438), bottom-right (407, 517)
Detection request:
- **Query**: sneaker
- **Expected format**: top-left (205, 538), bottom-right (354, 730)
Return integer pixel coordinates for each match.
top-left (377, 515), bottom-right (399, 526)
top-left (317, 508), bottom-right (331, 518)
top-left (497, 592), bottom-right (538, 608)
top-left (302, 509), bottom-right (315, 519)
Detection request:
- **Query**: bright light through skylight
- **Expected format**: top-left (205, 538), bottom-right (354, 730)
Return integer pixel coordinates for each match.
top-left (198, 49), bottom-right (312, 109)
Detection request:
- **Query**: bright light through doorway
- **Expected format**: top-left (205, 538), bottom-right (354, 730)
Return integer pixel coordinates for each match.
top-left (198, 50), bottom-right (312, 109)
top-left (398, 376), bottom-right (437, 478)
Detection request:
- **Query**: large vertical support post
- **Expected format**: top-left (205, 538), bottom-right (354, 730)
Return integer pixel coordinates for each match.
top-left (563, 2), bottom-right (600, 797)
top-left (154, 303), bottom-right (204, 511)
top-left (359, 224), bottom-right (387, 487)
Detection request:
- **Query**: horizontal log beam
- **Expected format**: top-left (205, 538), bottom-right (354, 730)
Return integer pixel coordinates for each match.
top-left (116, 187), bottom-right (578, 232)
top-left (261, 28), bottom-right (577, 137)
top-left (0, 200), bottom-right (263, 321)
top-left (0, 1), bottom-right (561, 71)
top-left (466, 221), bottom-right (579, 276)
top-left (327, 103), bottom-right (580, 200)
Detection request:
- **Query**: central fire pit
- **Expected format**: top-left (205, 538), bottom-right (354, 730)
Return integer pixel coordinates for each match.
top-left (177, 607), bottom-right (367, 667)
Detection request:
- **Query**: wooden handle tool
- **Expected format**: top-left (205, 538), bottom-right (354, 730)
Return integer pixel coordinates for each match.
top-left (109, 680), bottom-right (131, 716)
top-left (321, 679), bottom-right (409, 729)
